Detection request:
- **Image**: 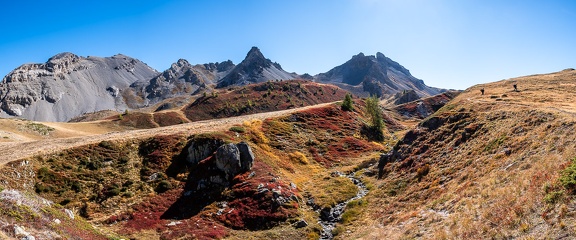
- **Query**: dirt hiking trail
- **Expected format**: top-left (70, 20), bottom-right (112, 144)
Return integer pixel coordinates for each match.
top-left (0, 102), bottom-right (334, 166)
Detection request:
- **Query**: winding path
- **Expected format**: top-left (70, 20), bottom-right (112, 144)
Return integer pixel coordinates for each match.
top-left (0, 102), bottom-right (335, 166)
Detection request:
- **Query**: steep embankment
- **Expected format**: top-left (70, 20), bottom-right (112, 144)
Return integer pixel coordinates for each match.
top-left (343, 69), bottom-right (576, 239)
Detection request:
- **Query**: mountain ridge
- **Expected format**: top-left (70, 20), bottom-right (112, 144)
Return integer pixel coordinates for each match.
top-left (0, 47), bottom-right (444, 122)
top-left (315, 52), bottom-right (444, 97)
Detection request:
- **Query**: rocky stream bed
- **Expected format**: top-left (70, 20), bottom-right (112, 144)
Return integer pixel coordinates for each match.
top-left (317, 171), bottom-right (368, 240)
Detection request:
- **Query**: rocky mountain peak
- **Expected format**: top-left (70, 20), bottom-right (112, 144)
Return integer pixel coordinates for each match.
top-left (48, 52), bottom-right (80, 62)
top-left (216, 47), bottom-right (295, 88)
top-left (376, 52), bottom-right (386, 61)
top-left (353, 52), bottom-right (366, 59)
top-left (0, 53), bottom-right (159, 121)
top-left (315, 51), bottom-right (445, 98)
top-left (173, 59), bottom-right (192, 69)
top-left (45, 52), bottom-right (82, 73)
top-left (246, 46), bottom-right (265, 58)
top-left (243, 46), bottom-right (271, 69)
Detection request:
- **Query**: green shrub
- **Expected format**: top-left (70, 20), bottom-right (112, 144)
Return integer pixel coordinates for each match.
top-left (341, 199), bottom-right (367, 224)
top-left (366, 95), bottom-right (383, 130)
top-left (25, 122), bottom-right (55, 135)
top-left (544, 190), bottom-right (564, 204)
top-left (364, 95), bottom-right (384, 141)
top-left (98, 140), bottom-right (114, 149)
top-left (156, 180), bottom-right (172, 193)
top-left (106, 187), bottom-right (121, 197)
top-left (229, 126), bottom-right (246, 133)
top-left (560, 158), bottom-right (576, 192)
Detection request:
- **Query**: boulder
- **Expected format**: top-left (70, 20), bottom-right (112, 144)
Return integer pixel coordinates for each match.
top-left (293, 219), bottom-right (308, 228)
top-left (186, 138), bottom-right (225, 165)
top-left (236, 142), bottom-right (254, 172)
top-left (215, 143), bottom-right (242, 179)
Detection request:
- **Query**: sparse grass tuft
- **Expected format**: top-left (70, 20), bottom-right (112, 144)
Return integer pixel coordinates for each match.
top-left (229, 126), bottom-right (246, 133)
top-left (288, 151), bottom-right (309, 164)
top-left (341, 199), bottom-right (367, 224)
top-left (25, 122), bottom-right (55, 135)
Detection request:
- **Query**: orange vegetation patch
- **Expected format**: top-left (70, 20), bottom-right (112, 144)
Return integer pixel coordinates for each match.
top-left (106, 112), bottom-right (158, 129)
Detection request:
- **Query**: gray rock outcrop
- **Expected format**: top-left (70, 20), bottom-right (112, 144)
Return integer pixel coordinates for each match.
top-left (215, 143), bottom-right (242, 179)
top-left (237, 141), bottom-right (254, 172)
top-left (213, 142), bottom-right (255, 180)
top-left (393, 90), bottom-right (421, 105)
top-left (128, 59), bottom-right (234, 108)
top-left (186, 138), bottom-right (225, 165)
top-left (0, 53), bottom-right (158, 121)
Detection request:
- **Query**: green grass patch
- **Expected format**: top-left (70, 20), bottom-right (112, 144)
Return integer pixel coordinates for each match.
top-left (484, 135), bottom-right (508, 153)
top-left (560, 158), bottom-right (576, 192)
top-left (25, 122), bottom-right (55, 135)
top-left (229, 126), bottom-right (246, 133)
top-left (341, 199), bottom-right (367, 224)
top-left (313, 176), bottom-right (358, 209)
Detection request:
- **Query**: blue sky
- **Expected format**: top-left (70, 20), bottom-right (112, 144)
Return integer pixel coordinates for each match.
top-left (1, 0), bottom-right (574, 90)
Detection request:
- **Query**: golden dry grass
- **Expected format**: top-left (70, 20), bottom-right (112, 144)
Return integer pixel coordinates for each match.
top-left (347, 69), bottom-right (576, 239)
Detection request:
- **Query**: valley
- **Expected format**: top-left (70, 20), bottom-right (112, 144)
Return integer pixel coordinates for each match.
top-left (0, 46), bottom-right (575, 239)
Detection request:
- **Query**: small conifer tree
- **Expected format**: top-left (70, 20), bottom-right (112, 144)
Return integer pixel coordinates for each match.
top-left (342, 93), bottom-right (354, 111)
top-left (364, 95), bottom-right (384, 141)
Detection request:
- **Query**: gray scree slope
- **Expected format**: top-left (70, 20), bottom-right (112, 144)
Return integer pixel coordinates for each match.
top-left (0, 52), bottom-right (158, 122)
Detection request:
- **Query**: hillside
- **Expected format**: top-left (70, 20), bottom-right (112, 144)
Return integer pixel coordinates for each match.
top-left (0, 97), bottom-right (401, 239)
top-left (2, 69), bottom-right (575, 239)
top-left (345, 69), bottom-right (576, 239)
top-left (185, 80), bottom-right (349, 122)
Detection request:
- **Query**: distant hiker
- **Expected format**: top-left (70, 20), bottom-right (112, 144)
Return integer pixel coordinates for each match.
top-left (480, 88), bottom-right (484, 95)
top-left (513, 84), bottom-right (518, 92)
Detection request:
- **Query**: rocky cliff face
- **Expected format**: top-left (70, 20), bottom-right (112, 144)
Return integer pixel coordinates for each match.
top-left (127, 59), bottom-right (234, 108)
top-left (315, 52), bottom-right (444, 97)
top-left (0, 53), bottom-right (158, 121)
top-left (217, 47), bottom-right (296, 88)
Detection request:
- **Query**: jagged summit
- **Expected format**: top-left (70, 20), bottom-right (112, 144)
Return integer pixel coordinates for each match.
top-left (217, 47), bottom-right (296, 88)
top-left (245, 47), bottom-right (268, 65)
top-left (315, 52), bottom-right (444, 97)
top-left (126, 58), bottom-right (235, 108)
